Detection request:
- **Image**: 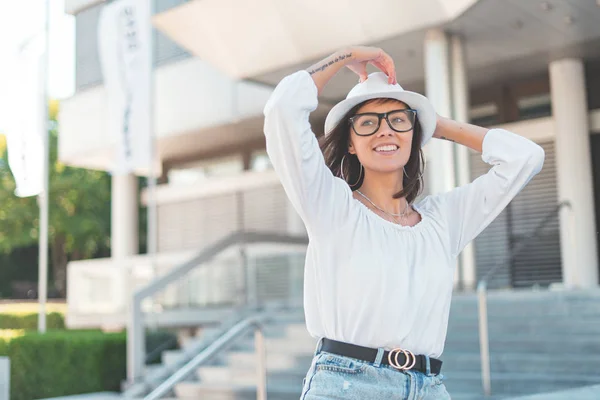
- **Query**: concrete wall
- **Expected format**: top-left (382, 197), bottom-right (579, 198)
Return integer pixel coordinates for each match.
top-left (58, 57), bottom-right (273, 171)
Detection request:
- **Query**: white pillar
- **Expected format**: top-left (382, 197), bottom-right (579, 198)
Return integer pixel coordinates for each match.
top-left (112, 173), bottom-right (139, 382)
top-left (424, 29), bottom-right (458, 287)
top-left (111, 174), bottom-right (139, 259)
top-left (424, 29), bottom-right (455, 194)
top-left (451, 34), bottom-right (476, 291)
top-left (111, 173), bottom-right (138, 322)
top-left (549, 58), bottom-right (599, 288)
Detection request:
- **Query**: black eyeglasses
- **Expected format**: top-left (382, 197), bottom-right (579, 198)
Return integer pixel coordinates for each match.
top-left (348, 109), bottom-right (417, 136)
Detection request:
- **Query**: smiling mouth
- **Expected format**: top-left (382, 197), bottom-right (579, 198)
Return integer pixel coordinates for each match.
top-left (374, 144), bottom-right (399, 154)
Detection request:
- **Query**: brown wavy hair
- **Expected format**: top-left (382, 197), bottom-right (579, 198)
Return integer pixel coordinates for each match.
top-left (319, 99), bottom-right (425, 204)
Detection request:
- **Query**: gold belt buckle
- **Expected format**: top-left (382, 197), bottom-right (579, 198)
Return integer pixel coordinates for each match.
top-left (387, 348), bottom-right (416, 371)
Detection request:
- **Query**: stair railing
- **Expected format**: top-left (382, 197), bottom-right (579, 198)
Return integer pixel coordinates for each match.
top-left (143, 313), bottom-right (268, 400)
top-left (477, 201), bottom-right (570, 396)
top-left (128, 231), bottom-right (308, 385)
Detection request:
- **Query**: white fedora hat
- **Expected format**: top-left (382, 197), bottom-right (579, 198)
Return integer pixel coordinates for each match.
top-left (324, 72), bottom-right (437, 147)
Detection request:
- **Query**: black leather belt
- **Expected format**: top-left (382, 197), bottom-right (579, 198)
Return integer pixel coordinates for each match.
top-left (321, 338), bottom-right (442, 375)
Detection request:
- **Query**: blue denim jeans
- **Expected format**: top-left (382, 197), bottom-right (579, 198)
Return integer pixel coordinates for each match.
top-left (300, 339), bottom-right (451, 400)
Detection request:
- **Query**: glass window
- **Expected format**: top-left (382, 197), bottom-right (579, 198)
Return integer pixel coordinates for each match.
top-left (518, 93), bottom-right (551, 121)
top-left (470, 103), bottom-right (499, 126)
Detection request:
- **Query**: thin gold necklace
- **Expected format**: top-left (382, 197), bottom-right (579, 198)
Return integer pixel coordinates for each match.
top-left (355, 190), bottom-right (411, 223)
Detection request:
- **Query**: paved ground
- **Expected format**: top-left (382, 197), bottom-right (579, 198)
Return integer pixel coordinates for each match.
top-left (38, 393), bottom-right (121, 400)
top-left (38, 384), bottom-right (600, 400)
top-left (504, 384), bottom-right (600, 400)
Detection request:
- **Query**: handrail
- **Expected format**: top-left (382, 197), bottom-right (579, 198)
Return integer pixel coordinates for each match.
top-left (477, 201), bottom-right (570, 396)
top-left (128, 231), bottom-right (308, 383)
top-left (144, 314), bottom-right (268, 400)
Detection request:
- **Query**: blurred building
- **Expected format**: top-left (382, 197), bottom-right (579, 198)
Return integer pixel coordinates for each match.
top-left (60, 0), bottom-right (600, 328)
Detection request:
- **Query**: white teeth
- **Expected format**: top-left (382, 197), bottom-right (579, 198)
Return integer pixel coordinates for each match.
top-left (375, 145), bottom-right (398, 152)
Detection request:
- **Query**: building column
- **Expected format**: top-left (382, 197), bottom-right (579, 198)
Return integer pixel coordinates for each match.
top-left (111, 173), bottom-right (138, 317)
top-left (112, 173), bottom-right (139, 382)
top-left (450, 34), bottom-right (477, 291)
top-left (424, 30), bottom-right (456, 193)
top-left (424, 29), bottom-right (459, 286)
top-left (549, 58), bottom-right (599, 288)
top-left (111, 173), bottom-right (139, 259)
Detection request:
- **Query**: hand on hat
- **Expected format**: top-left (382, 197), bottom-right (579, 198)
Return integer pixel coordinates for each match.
top-left (345, 46), bottom-right (397, 85)
top-left (306, 46), bottom-right (397, 95)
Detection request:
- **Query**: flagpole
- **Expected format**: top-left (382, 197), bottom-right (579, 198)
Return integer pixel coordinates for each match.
top-left (38, 0), bottom-right (51, 333)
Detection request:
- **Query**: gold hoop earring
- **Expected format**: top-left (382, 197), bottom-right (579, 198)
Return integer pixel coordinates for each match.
top-left (340, 154), bottom-right (363, 187)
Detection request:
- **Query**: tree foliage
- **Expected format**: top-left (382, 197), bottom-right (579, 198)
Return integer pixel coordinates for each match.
top-left (0, 116), bottom-right (111, 296)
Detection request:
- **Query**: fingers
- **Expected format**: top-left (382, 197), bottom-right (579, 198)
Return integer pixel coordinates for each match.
top-left (348, 62), bottom-right (368, 83)
top-left (348, 48), bottom-right (397, 85)
top-left (381, 53), bottom-right (397, 84)
top-left (358, 62), bottom-right (369, 83)
top-left (372, 57), bottom-right (397, 85)
top-left (387, 62), bottom-right (397, 85)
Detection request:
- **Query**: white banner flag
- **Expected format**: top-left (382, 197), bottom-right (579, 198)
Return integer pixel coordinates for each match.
top-left (5, 40), bottom-right (46, 198)
top-left (98, 0), bottom-right (152, 175)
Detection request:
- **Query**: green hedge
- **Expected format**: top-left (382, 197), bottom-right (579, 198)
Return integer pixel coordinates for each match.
top-left (0, 313), bottom-right (65, 330)
top-left (0, 329), bottom-right (178, 400)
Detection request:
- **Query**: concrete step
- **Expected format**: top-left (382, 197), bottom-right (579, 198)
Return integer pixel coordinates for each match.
top-left (200, 349), bottom-right (600, 384)
top-left (451, 394), bottom-right (505, 400)
top-left (219, 351), bottom-right (312, 370)
top-left (447, 319), bottom-right (600, 335)
top-left (449, 312), bottom-right (600, 323)
top-left (442, 352), bottom-right (600, 375)
top-left (196, 365), bottom-right (307, 386)
top-left (247, 323), bottom-right (308, 337)
top-left (227, 336), bottom-right (317, 354)
top-left (443, 334), bottom-right (600, 353)
top-left (162, 349), bottom-right (187, 367)
top-left (209, 330), bottom-right (600, 358)
top-left (142, 364), bottom-right (175, 386)
top-left (175, 371), bottom-right (600, 400)
top-left (197, 353), bottom-right (600, 387)
top-left (443, 371), bottom-right (600, 397)
top-left (448, 299), bottom-right (600, 313)
top-left (502, 384), bottom-right (600, 400)
top-left (449, 303), bottom-right (600, 318)
top-left (180, 323), bottom-right (312, 351)
top-left (159, 292), bottom-right (600, 400)
top-left (450, 290), bottom-right (600, 304)
top-left (174, 382), bottom-right (300, 400)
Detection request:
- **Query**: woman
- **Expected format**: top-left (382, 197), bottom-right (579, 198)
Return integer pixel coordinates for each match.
top-left (263, 46), bottom-right (544, 399)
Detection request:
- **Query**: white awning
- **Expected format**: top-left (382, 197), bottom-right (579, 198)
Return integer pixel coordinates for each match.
top-left (152, 0), bottom-right (479, 79)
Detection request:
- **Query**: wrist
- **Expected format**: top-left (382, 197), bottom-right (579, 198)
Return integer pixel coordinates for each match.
top-left (335, 48), bottom-right (355, 64)
top-left (433, 114), bottom-right (446, 138)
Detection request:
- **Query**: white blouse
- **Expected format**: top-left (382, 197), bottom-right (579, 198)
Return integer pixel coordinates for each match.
top-left (263, 70), bottom-right (545, 358)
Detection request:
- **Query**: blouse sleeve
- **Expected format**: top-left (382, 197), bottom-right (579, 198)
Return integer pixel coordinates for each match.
top-left (439, 128), bottom-right (545, 258)
top-left (263, 70), bottom-right (353, 237)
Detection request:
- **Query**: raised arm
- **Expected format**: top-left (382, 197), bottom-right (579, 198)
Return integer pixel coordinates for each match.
top-left (432, 115), bottom-right (488, 152)
top-left (432, 118), bottom-right (545, 258)
top-left (263, 47), bottom-right (396, 237)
